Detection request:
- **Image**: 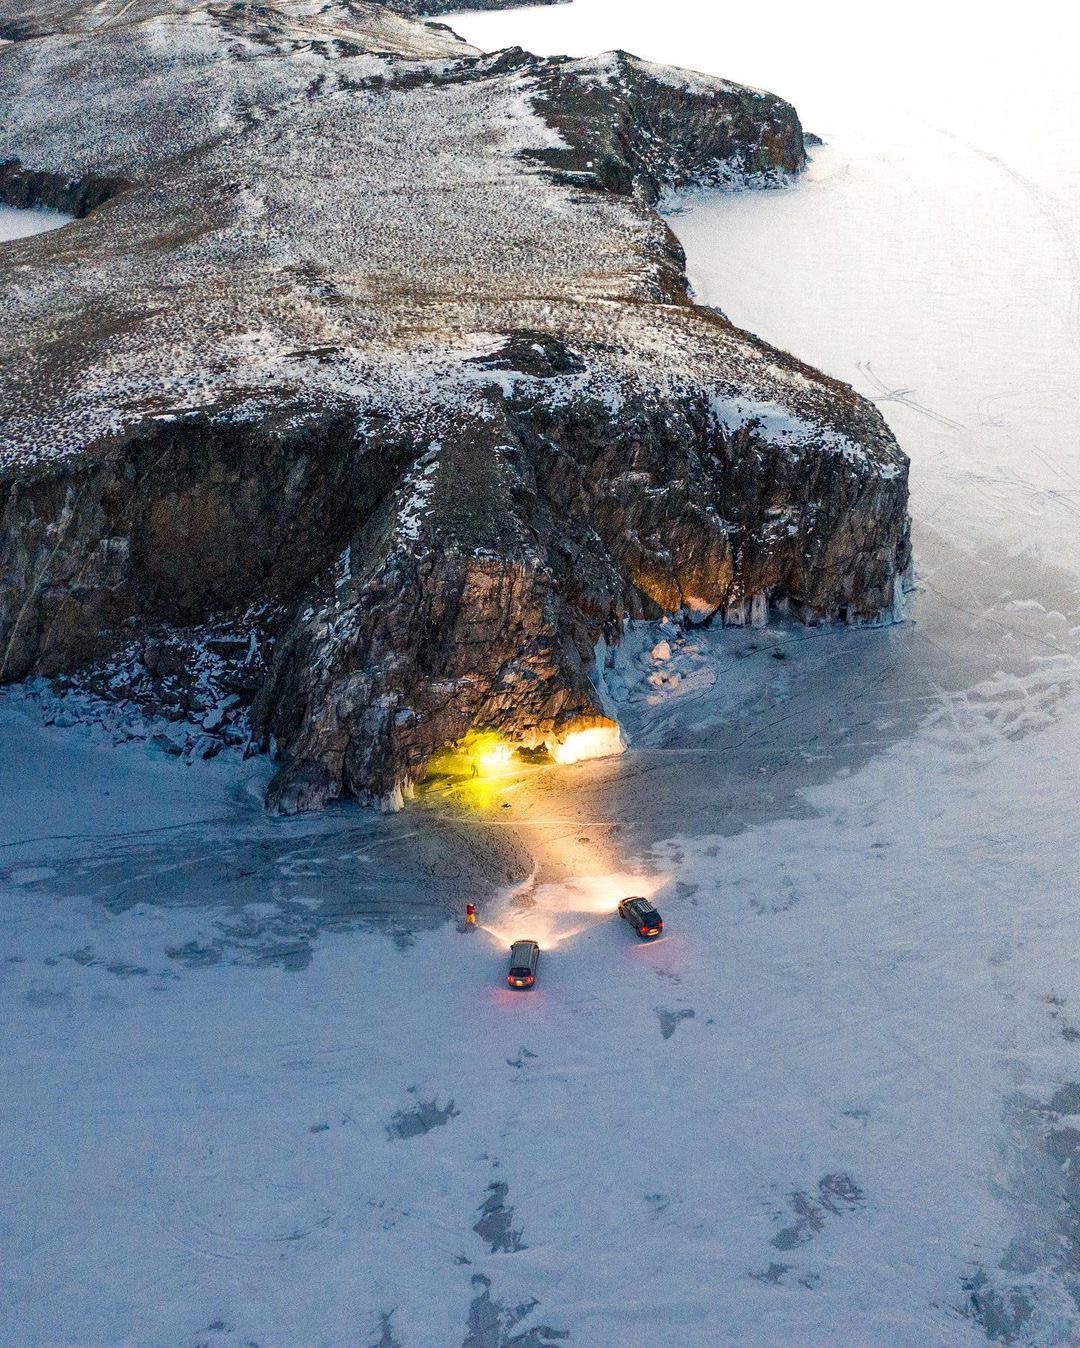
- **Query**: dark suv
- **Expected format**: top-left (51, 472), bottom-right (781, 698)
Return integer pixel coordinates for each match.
top-left (618, 896), bottom-right (663, 939)
top-left (506, 939), bottom-right (540, 988)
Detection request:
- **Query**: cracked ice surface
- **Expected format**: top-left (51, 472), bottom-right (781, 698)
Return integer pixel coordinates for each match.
top-left (3, 1), bottom-right (1080, 1346)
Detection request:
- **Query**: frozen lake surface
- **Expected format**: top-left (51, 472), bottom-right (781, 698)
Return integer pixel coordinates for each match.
top-left (0, 204), bottom-right (71, 242)
top-left (3, 2), bottom-right (1080, 1344)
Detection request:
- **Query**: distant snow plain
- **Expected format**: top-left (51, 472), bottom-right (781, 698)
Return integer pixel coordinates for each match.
top-left (3, 2), bottom-right (1080, 1344)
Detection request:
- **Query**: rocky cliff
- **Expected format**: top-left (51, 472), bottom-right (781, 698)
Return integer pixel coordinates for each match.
top-left (0, 0), bottom-right (910, 811)
top-left (381, 0), bottom-right (567, 15)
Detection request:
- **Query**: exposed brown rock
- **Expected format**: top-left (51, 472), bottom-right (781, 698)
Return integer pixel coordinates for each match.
top-left (0, 0), bottom-right (910, 811)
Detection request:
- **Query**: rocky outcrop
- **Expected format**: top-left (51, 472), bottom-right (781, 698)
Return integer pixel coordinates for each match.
top-left (380, 0), bottom-right (567, 15)
top-left (0, 0), bottom-right (481, 42)
top-left (0, 159), bottom-right (123, 217)
top-left (0, 0), bottom-right (910, 811)
top-left (0, 0), bottom-right (562, 33)
top-left (530, 50), bottom-right (806, 199)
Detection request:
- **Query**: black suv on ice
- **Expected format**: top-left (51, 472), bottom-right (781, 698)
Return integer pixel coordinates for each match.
top-left (618, 896), bottom-right (663, 939)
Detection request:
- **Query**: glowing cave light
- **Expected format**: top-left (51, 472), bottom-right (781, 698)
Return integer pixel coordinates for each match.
top-left (551, 724), bottom-right (625, 765)
top-left (472, 735), bottom-right (514, 776)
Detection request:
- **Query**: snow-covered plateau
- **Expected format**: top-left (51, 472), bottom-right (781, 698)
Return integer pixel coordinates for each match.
top-left (3, 0), bottom-right (1080, 1345)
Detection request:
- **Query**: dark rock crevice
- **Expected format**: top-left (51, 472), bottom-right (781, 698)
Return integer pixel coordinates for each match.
top-left (0, 158), bottom-right (125, 218)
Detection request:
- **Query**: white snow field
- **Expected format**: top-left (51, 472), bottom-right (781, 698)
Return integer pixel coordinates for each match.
top-left (0, 205), bottom-right (70, 242)
top-left (4, 2), bottom-right (1080, 1345)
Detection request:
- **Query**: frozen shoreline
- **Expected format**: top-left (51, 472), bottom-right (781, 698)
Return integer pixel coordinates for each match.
top-left (0, 204), bottom-right (70, 242)
top-left (4, 1), bottom-right (1080, 1344)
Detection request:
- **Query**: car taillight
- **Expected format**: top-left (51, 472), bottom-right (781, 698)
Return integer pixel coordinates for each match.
top-left (526, 975), bottom-right (534, 984)
top-left (640, 927), bottom-right (649, 935)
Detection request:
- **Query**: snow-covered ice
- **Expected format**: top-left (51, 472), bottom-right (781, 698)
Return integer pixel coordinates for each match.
top-left (0, 205), bottom-right (71, 243)
top-left (4, 1), bottom-right (1080, 1344)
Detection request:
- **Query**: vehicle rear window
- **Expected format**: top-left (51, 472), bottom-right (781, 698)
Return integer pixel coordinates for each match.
top-left (641, 910), bottom-right (660, 925)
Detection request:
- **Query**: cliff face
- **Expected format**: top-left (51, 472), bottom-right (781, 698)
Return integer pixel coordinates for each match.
top-left (0, 0), bottom-right (910, 811)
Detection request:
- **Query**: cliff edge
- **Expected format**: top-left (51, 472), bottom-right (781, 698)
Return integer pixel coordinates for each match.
top-left (0, 0), bottom-right (910, 810)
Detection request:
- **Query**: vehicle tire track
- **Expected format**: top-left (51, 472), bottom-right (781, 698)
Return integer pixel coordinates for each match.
top-left (923, 120), bottom-right (1080, 349)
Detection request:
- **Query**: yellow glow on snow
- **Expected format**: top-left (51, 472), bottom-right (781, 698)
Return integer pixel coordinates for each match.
top-left (452, 771), bottom-right (520, 811)
top-left (551, 724), bottom-right (624, 765)
top-left (480, 920), bottom-right (588, 951)
top-left (480, 871), bottom-right (665, 951)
